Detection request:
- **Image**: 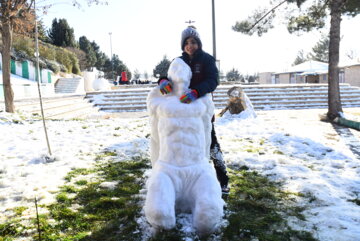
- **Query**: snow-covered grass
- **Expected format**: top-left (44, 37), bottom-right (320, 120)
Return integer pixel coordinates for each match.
top-left (1, 107), bottom-right (360, 240)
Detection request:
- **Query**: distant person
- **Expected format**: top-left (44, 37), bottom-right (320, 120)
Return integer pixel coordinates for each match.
top-left (157, 26), bottom-right (230, 194)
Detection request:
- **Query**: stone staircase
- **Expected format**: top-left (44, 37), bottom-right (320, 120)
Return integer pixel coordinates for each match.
top-left (55, 77), bottom-right (83, 94)
top-left (13, 94), bottom-right (99, 119)
top-left (85, 83), bottom-right (360, 112)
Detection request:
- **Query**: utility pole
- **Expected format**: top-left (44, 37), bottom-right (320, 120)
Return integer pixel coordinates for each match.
top-left (211, 0), bottom-right (216, 60)
top-left (212, 0), bottom-right (221, 81)
top-left (109, 32), bottom-right (114, 83)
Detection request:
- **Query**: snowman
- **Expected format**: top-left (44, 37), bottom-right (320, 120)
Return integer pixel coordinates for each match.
top-left (145, 57), bottom-right (224, 237)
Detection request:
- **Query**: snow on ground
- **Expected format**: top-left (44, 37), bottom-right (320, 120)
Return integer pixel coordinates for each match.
top-left (217, 108), bottom-right (360, 241)
top-left (0, 70), bottom-right (38, 85)
top-left (0, 112), bottom-right (150, 214)
top-left (1, 107), bottom-right (360, 241)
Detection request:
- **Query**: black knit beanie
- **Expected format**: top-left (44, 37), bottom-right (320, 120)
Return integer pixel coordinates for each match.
top-left (181, 26), bottom-right (202, 50)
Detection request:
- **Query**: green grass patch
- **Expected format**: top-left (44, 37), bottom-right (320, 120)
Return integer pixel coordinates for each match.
top-left (348, 192), bottom-right (360, 206)
top-left (60, 185), bottom-right (78, 193)
top-left (0, 155), bottom-right (150, 241)
top-left (13, 206), bottom-right (28, 216)
top-left (70, 117), bottom-right (85, 121)
top-left (75, 179), bottom-right (88, 186)
top-left (273, 150), bottom-right (285, 155)
top-left (222, 168), bottom-right (316, 241)
top-left (1, 155), bottom-right (316, 240)
top-left (94, 150), bottom-right (117, 161)
top-left (348, 198), bottom-right (360, 206)
top-left (0, 221), bottom-right (26, 238)
top-left (64, 168), bottom-right (95, 182)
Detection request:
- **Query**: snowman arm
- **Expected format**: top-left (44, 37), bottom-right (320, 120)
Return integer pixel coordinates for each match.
top-left (147, 88), bottom-right (162, 165)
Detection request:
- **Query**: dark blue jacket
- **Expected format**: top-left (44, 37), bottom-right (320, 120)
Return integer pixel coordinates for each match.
top-left (180, 49), bottom-right (219, 97)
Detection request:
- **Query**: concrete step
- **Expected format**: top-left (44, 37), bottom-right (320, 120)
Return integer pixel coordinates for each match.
top-left (87, 90), bottom-right (360, 100)
top-left (54, 90), bottom-right (78, 93)
top-left (37, 102), bottom-right (92, 118)
top-left (86, 83), bottom-right (360, 112)
top-left (86, 90), bottom-right (360, 101)
top-left (95, 100), bottom-right (360, 112)
top-left (92, 93), bottom-right (360, 104)
top-left (92, 95), bottom-right (360, 107)
top-left (86, 83), bottom-right (357, 94)
top-left (15, 95), bottom-right (87, 107)
top-left (54, 78), bottom-right (81, 94)
top-left (14, 95), bottom-right (99, 119)
top-left (44, 104), bottom-right (97, 119)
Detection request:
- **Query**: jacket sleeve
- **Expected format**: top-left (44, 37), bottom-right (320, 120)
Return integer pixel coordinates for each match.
top-left (192, 54), bottom-right (219, 97)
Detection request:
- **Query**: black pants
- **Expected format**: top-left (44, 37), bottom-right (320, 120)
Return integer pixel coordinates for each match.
top-left (210, 123), bottom-right (229, 187)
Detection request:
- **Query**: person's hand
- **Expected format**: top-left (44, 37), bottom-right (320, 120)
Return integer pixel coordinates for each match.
top-left (159, 79), bottom-right (172, 95)
top-left (180, 89), bottom-right (198, 104)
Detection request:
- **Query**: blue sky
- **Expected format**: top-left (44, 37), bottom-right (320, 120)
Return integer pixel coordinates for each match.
top-left (40, 0), bottom-right (360, 76)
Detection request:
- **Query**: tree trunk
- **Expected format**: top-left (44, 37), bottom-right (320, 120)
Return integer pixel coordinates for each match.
top-left (327, 0), bottom-right (345, 120)
top-left (1, 21), bottom-right (15, 113)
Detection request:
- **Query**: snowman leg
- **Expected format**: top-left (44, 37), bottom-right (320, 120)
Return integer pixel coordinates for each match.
top-left (191, 172), bottom-right (224, 237)
top-left (144, 171), bottom-right (176, 230)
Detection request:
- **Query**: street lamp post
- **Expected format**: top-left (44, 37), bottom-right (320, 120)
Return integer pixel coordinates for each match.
top-left (211, 0), bottom-right (216, 60)
top-left (211, 0), bottom-right (221, 81)
top-left (109, 32), bottom-right (114, 84)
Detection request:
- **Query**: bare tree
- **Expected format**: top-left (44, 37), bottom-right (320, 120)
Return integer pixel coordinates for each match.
top-left (0, 0), bottom-right (33, 112)
top-left (0, 0), bottom-right (107, 113)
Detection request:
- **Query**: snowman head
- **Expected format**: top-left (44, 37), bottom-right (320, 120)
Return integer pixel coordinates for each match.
top-left (167, 58), bottom-right (192, 97)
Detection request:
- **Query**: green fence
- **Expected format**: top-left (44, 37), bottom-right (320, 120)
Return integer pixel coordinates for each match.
top-left (22, 61), bottom-right (29, 79)
top-left (10, 59), bottom-right (16, 74)
top-left (48, 72), bottom-right (52, 83)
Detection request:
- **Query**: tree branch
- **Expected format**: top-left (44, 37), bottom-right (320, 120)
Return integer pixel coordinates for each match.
top-left (246, 0), bottom-right (287, 32)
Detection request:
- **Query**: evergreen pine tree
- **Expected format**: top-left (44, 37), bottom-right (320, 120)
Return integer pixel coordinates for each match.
top-left (153, 56), bottom-right (171, 77)
top-left (91, 41), bottom-right (107, 70)
top-left (293, 50), bottom-right (307, 65)
top-left (48, 18), bottom-right (76, 47)
top-left (308, 35), bottom-right (329, 63)
top-left (79, 36), bottom-right (97, 70)
top-left (226, 68), bottom-right (242, 82)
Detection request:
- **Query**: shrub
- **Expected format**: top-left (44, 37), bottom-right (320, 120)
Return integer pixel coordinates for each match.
top-left (13, 50), bottom-right (29, 61)
top-left (39, 44), bottom-right (56, 61)
top-left (11, 34), bottom-right (81, 74)
top-left (55, 48), bottom-right (72, 72)
top-left (45, 60), bottom-right (61, 73)
top-left (68, 51), bottom-right (81, 74)
top-left (12, 36), bottom-right (34, 57)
